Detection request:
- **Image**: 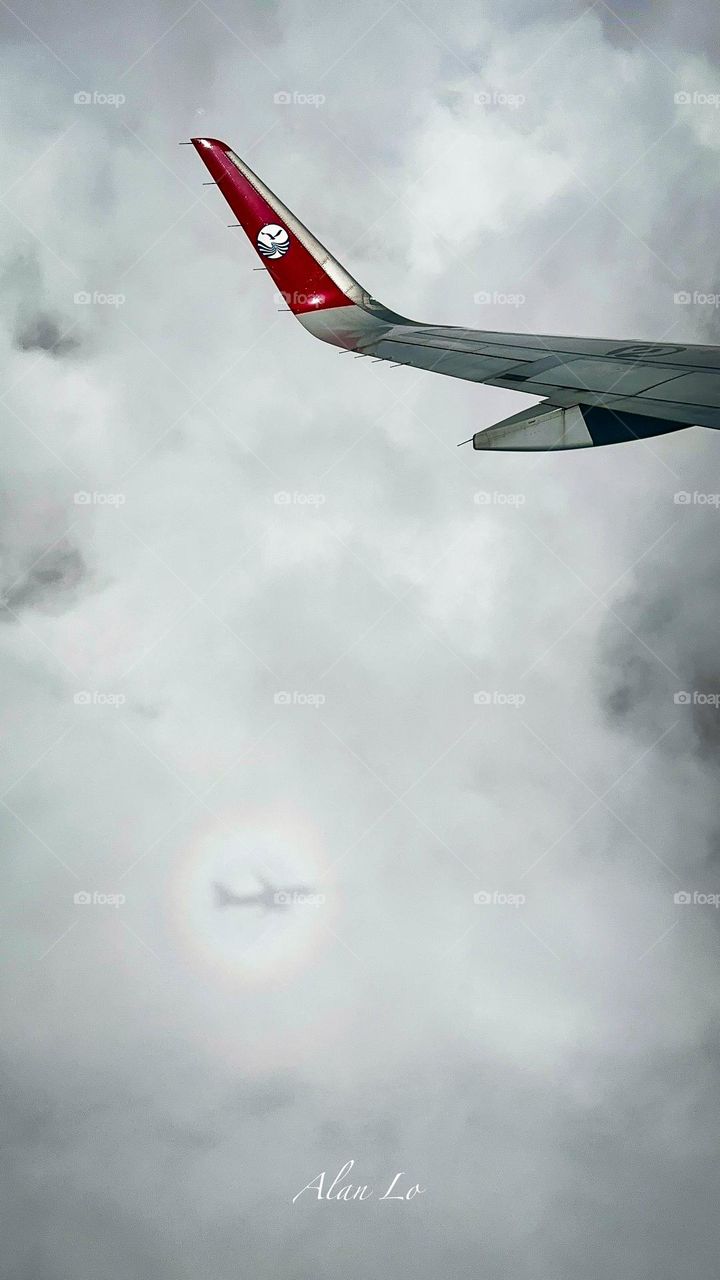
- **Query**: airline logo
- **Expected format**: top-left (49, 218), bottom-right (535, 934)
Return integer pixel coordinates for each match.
top-left (257, 224), bottom-right (291, 259)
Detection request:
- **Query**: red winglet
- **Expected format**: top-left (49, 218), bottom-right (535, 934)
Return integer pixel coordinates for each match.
top-left (191, 138), bottom-right (357, 315)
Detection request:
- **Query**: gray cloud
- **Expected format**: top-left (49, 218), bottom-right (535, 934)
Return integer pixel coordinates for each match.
top-left (14, 311), bottom-right (80, 356)
top-left (2, 1), bottom-right (720, 1277)
top-left (0, 542), bottom-right (85, 618)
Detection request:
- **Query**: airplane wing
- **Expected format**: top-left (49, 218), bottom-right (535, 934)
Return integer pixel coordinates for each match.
top-left (186, 137), bottom-right (720, 451)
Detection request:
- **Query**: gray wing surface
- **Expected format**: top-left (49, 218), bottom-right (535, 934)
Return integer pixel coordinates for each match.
top-left (361, 322), bottom-right (720, 437)
top-left (189, 138), bottom-right (720, 451)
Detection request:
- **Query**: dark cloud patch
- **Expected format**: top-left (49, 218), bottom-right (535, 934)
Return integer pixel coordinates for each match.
top-left (2, 254), bottom-right (80, 355)
top-left (704, 828), bottom-right (720, 868)
top-left (14, 311), bottom-right (80, 357)
top-left (602, 650), bottom-right (658, 720)
top-left (596, 0), bottom-right (665, 49)
top-left (599, 525), bottom-right (720, 766)
top-left (0, 544), bottom-right (85, 618)
top-left (689, 668), bottom-right (720, 758)
top-left (3, 253), bottom-right (79, 355)
top-left (590, 0), bottom-right (720, 61)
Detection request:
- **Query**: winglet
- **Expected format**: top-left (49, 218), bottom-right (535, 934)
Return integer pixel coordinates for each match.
top-left (190, 137), bottom-right (367, 316)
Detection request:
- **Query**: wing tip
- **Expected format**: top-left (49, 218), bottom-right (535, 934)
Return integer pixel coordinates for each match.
top-left (190, 136), bottom-right (231, 151)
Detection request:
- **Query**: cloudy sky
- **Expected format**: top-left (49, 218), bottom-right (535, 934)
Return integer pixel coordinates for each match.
top-left (2, 0), bottom-right (720, 1275)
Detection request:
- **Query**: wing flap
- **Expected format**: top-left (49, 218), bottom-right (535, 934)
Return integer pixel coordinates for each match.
top-left (472, 403), bottom-right (690, 451)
